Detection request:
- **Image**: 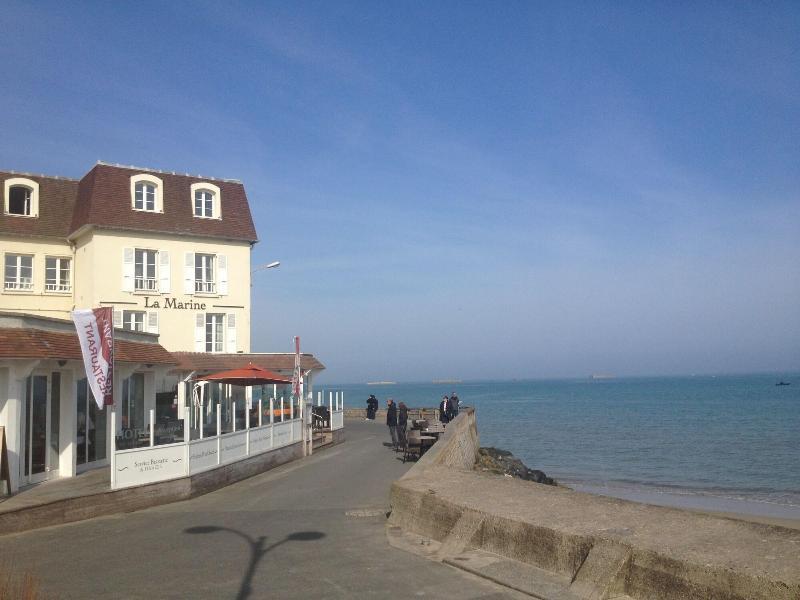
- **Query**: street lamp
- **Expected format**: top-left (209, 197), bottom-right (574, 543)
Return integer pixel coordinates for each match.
top-left (251, 261), bottom-right (280, 273)
top-left (251, 261), bottom-right (280, 289)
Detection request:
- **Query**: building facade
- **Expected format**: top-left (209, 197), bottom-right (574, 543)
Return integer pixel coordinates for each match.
top-left (1, 162), bottom-right (256, 353)
top-left (1, 162), bottom-right (323, 494)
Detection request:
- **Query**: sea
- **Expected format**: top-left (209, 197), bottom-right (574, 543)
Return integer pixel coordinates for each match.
top-left (329, 374), bottom-right (800, 521)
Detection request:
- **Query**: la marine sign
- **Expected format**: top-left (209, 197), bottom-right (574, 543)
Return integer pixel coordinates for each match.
top-left (143, 297), bottom-right (208, 310)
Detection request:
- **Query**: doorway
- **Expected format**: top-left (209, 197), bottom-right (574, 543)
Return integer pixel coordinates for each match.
top-left (20, 373), bottom-right (60, 485)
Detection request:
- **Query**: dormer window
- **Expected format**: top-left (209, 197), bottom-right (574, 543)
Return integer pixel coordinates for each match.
top-left (194, 189), bottom-right (213, 217)
top-left (135, 182), bottom-right (156, 211)
top-left (190, 182), bottom-right (221, 219)
top-left (4, 177), bottom-right (39, 217)
top-left (9, 186), bottom-right (31, 214)
top-left (130, 174), bottom-right (163, 212)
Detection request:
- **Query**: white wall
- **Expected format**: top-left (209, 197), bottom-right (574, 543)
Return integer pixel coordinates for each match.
top-left (0, 235), bottom-right (74, 319)
top-left (73, 229), bottom-right (252, 353)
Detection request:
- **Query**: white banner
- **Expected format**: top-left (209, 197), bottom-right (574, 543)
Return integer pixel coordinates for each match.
top-left (72, 307), bottom-right (114, 409)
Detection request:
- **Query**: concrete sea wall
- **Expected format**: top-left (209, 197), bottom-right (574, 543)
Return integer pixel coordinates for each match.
top-left (389, 409), bottom-right (800, 600)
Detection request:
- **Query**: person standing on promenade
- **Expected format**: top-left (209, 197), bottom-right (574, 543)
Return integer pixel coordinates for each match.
top-left (439, 395), bottom-right (450, 424)
top-left (386, 398), bottom-right (399, 449)
top-left (366, 394), bottom-right (378, 420)
top-left (397, 401), bottom-right (409, 450)
top-left (450, 392), bottom-right (460, 417)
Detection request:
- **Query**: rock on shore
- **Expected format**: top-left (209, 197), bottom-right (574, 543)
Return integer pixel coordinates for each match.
top-left (476, 447), bottom-right (556, 486)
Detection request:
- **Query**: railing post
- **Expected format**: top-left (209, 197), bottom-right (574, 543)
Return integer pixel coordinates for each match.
top-left (149, 408), bottom-right (155, 447)
top-left (110, 409), bottom-right (116, 489)
top-left (329, 393), bottom-right (333, 432)
top-left (245, 398), bottom-right (250, 455)
top-left (269, 397), bottom-right (274, 449)
top-left (290, 397), bottom-right (294, 420)
top-left (216, 403), bottom-right (221, 464)
top-left (185, 422), bottom-right (190, 477)
top-left (233, 401), bottom-right (237, 433)
top-left (281, 397), bottom-right (285, 423)
top-left (258, 398), bottom-right (263, 427)
top-left (199, 395), bottom-right (204, 440)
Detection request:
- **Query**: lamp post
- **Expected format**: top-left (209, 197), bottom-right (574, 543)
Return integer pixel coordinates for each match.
top-left (251, 261), bottom-right (280, 274)
top-left (248, 260), bottom-right (281, 434)
top-left (250, 261), bottom-right (280, 288)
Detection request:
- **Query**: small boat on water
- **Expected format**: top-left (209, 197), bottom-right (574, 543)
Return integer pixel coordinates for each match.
top-left (775, 381), bottom-right (791, 386)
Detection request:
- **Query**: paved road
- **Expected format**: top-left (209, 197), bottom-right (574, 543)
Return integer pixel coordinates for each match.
top-left (0, 420), bottom-right (523, 599)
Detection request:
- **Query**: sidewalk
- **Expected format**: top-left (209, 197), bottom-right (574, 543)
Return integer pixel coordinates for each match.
top-left (0, 428), bottom-right (346, 536)
top-left (0, 468), bottom-right (109, 515)
top-left (0, 418), bottom-right (525, 599)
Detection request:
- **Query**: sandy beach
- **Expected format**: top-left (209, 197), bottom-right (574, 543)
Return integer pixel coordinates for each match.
top-left (697, 509), bottom-right (800, 530)
top-left (568, 481), bottom-right (800, 531)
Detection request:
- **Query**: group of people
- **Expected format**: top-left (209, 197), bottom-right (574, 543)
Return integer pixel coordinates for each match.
top-left (438, 392), bottom-right (460, 423)
top-left (366, 391), bottom-right (462, 450)
top-left (384, 398), bottom-right (408, 451)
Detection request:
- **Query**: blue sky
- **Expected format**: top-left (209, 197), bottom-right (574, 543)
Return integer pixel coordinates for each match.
top-left (2, 1), bottom-right (798, 382)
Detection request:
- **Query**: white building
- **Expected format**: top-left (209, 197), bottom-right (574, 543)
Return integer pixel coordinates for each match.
top-left (0, 163), bottom-right (325, 494)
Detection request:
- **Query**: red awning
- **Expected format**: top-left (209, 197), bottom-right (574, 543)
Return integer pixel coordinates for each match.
top-left (194, 364), bottom-right (291, 386)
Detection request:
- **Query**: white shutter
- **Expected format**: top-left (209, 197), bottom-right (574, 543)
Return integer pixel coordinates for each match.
top-left (113, 310), bottom-right (122, 328)
top-left (147, 311), bottom-right (159, 334)
top-left (184, 252), bottom-right (195, 295)
top-left (226, 313), bottom-right (237, 353)
top-left (159, 251), bottom-right (170, 293)
top-left (195, 313), bottom-right (206, 351)
top-left (218, 254), bottom-right (228, 295)
top-left (122, 248), bottom-right (135, 292)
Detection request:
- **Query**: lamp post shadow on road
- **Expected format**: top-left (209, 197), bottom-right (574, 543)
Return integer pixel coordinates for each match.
top-left (185, 525), bottom-right (325, 600)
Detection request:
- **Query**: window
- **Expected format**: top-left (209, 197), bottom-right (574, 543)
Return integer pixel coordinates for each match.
top-left (4, 254), bottom-right (33, 290)
top-left (206, 313), bottom-right (224, 352)
top-left (194, 189), bottom-right (214, 217)
top-left (134, 183), bottom-right (156, 211)
top-left (77, 378), bottom-right (106, 464)
top-left (190, 182), bottom-right (221, 219)
top-left (45, 257), bottom-right (71, 292)
top-left (4, 177), bottom-right (39, 217)
top-left (129, 174), bottom-right (163, 212)
top-left (195, 253), bottom-right (215, 293)
top-left (9, 186), bottom-right (31, 215)
top-left (135, 249), bottom-right (158, 291)
top-left (122, 310), bottom-right (145, 332)
top-left (122, 373), bottom-right (145, 433)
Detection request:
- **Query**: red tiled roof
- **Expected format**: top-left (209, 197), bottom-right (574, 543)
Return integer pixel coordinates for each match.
top-left (0, 173), bottom-right (78, 238)
top-left (70, 164), bottom-right (258, 243)
top-left (170, 352), bottom-right (325, 374)
top-left (0, 328), bottom-right (176, 364)
top-left (1, 163), bottom-right (258, 243)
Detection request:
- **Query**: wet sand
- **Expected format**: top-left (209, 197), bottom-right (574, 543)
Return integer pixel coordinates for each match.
top-left (568, 482), bottom-right (800, 531)
top-left (694, 509), bottom-right (800, 530)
